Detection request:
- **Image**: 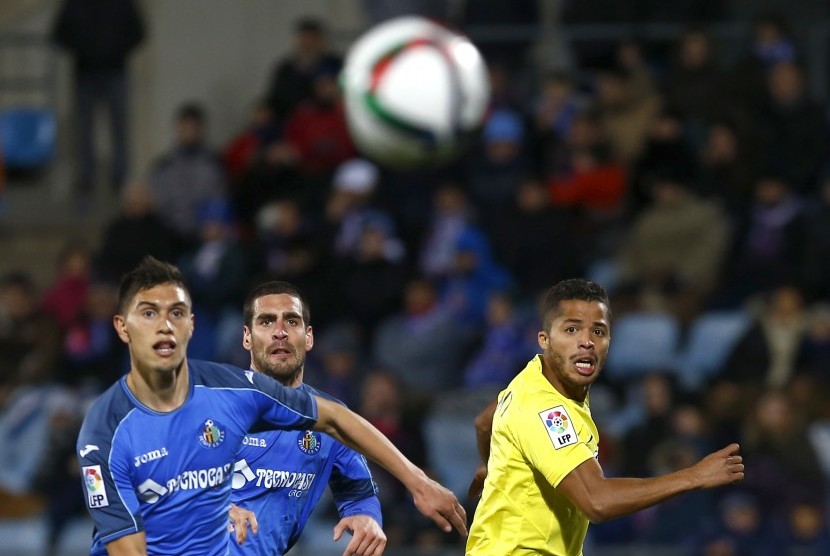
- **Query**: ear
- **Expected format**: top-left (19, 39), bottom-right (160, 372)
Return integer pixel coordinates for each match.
top-left (537, 331), bottom-right (549, 350)
top-left (113, 314), bottom-right (129, 344)
top-left (242, 326), bottom-right (252, 351)
top-left (305, 326), bottom-right (314, 352)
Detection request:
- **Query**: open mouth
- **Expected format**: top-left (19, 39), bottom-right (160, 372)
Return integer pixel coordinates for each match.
top-left (269, 346), bottom-right (293, 358)
top-left (153, 340), bottom-right (176, 356)
top-left (573, 357), bottom-right (596, 376)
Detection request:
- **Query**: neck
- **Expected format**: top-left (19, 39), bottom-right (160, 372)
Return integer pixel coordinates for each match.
top-left (252, 363), bottom-right (304, 389)
top-left (540, 357), bottom-right (588, 403)
top-left (126, 360), bottom-right (189, 412)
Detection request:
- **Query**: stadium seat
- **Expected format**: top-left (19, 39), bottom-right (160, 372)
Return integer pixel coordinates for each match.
top-left (604, 311), bottom-right (681, 381)
top-left (676, 309), bottom-right (752, 390)
top-left (0, 107), bottom-right (56, 170)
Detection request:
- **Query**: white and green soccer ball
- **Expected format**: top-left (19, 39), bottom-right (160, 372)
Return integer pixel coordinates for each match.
top-left (341, 16), bottom-right (490, 169)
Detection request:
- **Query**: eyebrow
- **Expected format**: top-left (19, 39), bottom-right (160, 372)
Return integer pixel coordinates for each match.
top-left (563, 318), bottom-right (608, 328)
top-left (256, 311), bottom-right (303, 321)
top-left (135, 300), bottom-right (189, 310)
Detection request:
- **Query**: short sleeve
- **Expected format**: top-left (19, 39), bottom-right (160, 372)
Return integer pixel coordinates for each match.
top-left (512, 401), bottom-right (595, 487)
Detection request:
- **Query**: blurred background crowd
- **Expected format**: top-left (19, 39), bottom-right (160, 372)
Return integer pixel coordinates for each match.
top-left (3, 0), bottom-right (830, 555)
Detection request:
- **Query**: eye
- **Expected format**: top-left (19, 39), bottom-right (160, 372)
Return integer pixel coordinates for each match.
top-left (171, 309), bottom-right (185, 318)
top-left (287, 318), bottom-right (298, 326)
top-left (259, 318), bottom-right (273, 326)
top-left (565, 326), bottom-right (577, 333)
top-left (142, 309), bottom-right (156, 318)
top-left (594, 329), bottom-right (605, 337)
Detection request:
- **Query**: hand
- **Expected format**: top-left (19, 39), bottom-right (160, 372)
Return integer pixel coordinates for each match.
top-left (228, 503), bottom-right (259, 545)
top-left (468, 463), bottom-right (487, 500)
top-left (411, 474), bottom-right (468, 537)
top-left (333, 515), bottom-right (387, 556)
top-left (691, 443), bottom-right (745, 489)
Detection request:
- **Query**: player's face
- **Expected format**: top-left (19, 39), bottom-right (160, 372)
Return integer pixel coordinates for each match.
top-left (113, 283), bottom-right (194, 375)
top-left (538, 299), bottom-right (610, 401)
top-left (243, 293), bottom-right (313, 387)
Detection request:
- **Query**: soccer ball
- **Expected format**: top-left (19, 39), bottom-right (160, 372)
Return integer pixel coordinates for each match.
top-left (341, 16), bottom-right (490, 169)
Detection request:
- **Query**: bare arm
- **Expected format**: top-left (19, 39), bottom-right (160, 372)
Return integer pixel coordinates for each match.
top-left (468, 398), bottom-right (498, 499)
top-left (106, 532), bottom-right (147, 556)
top-left (557, 443), bottom-right (744, 523)
top-left (312, 395), bottom-right (467, 536)
top-left (474, 398), bottom-right (498, 465)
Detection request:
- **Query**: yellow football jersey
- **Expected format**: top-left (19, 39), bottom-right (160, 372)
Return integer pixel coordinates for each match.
top-left (466, 355), bottom-right (600, 556)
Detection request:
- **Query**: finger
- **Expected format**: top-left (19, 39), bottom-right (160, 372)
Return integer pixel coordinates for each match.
top-left (352, 532), bottom-right (374, 555)
top-left (248, 512), bottom-right (259, 535)
top-left (235, 524), bottom-right (248, 545)
top-left (448, 503), bottom-right (468, 537)
top-left (333, 521), bottom-right (348, 542)
top-left (371, 537), bottom-right (387, 556)
top-left (722, 442), bottom-right (740, 455)
top-left (432, 510), bottom-right (453, 533)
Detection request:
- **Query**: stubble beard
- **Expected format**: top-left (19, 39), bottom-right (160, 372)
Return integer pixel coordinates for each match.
top-left (254, 348), bottom-right (304, 386)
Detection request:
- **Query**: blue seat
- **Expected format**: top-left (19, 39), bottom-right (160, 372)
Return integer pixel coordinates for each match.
top-left (676, 310), bottom-right (752, 390)
top-left (0, 107), bottom-right (56, 170)
top-left (605, 312), bottom-right (681, 380)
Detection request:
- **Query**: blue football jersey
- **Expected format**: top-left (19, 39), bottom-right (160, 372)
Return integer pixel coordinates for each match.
top-left (229, 383), bottom-right (381, 556)
top-left (76, 359), bottom-right (317, 556)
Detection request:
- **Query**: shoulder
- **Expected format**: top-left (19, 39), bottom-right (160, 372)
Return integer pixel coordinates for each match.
top-left (300, 383), bottom-right (345, 407)
top-left (189, 359), bottom-right (252, 389)
top-left (78, 380), bottom-right (135, 444)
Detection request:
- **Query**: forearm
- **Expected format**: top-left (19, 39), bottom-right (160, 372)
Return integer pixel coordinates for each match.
top-left (584, 469), bottom-right (697, 522)
top-left (314, 398), bottom-right (425, 492)
top-left (105, 532), bottom-right (147, 556)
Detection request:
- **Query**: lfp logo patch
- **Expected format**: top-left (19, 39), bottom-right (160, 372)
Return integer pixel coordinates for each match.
top-left (83, 465), bottom-right (109, 508)
top-left (297, 431), bottom-right (321, 455)
top-left (539, 405), bottom-right (577, 449)
top-left (198, 419), bottom-right (225, 448)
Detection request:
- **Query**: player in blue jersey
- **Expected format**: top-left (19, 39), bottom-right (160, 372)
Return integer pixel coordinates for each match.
top-left (229, 280), bottom-right (385, 556)
top-left (76, 257), bottom-right (465, 556)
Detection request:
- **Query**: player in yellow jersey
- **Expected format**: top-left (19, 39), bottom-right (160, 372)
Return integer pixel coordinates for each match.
top-left (466, 278), bottom-right (744, 556)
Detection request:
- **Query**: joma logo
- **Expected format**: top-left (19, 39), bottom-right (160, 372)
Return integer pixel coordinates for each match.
top-left (134, 447), bottom-right (169, 467)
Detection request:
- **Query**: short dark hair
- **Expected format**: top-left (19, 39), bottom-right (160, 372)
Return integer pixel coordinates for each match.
top-left (296, 17), bottom-right (324, 34)
top-left (118, 257), bottom-right (189, 314)
top-left (541, 278), bottom-right (610, 330)
top-left (243, 281), bottom-right (310, 327)
top-left (0, 271), bottom-right (35, 295)
top-left (176, 102), bottom-right (205, 123)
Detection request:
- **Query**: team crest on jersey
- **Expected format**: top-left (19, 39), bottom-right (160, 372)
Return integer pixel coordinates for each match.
top-left (83, 465), bottom-right (109, 508)
top-left (297, 431), bottom-right (321, 455)
top-left (198, 419), bottom-right (225, 448)
top-left (539, 405), bottom-right (578, 450)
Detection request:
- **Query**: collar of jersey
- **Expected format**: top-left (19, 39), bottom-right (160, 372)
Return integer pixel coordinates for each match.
top-left (119, 371), bottom-right (196, 415)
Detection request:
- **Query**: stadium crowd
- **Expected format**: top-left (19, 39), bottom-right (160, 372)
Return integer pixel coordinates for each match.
top-left (3, 2), bottom-right (830, 554)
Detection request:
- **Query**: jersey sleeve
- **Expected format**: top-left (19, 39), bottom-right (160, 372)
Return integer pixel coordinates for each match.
top-left (77, 418), bottom-right (143, 545)
top-left (329, 442), bottom-right (383, 525)
top-left (511, 398), bottom-right (595, 488)
top-left (247, 370), bottom-right (318, 431)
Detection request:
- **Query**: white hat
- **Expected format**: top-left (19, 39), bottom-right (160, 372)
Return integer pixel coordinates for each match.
top-left (333, 158), bottom-right (379, 194)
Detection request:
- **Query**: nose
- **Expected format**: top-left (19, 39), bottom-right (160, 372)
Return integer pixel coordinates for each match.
top-left (272, 322), bottom-right (288, 339)
top-left (578, 330), bottom-right (595, 349)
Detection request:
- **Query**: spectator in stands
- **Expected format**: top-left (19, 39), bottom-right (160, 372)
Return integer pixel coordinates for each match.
top-left (664, 27), bottom-right (726, 128)
top-left (613, 169), bottom-right (729, 323)
top-left (337, 213), bottom-right (409, 337)
top-left (51, 0), bottom-right (145, 206)
top-left (419, 183), bottom-right (478, 282)
top-left (722, 174), bottom-right (808, 301)
top-left (357, 371), bottom-right (432, 547)
top-left (60, 275), bottom-right (126, 389)
top-left (264, 17), bottom-right (342, 122)
top-left (721, 286), bottom-right (809, 392)
top-left (96, 181), bottom-right (182, 281)
top-left (741, 390), bottom-right (825, 515)
top-left (593, 65), bottom-right (662, 165)
top-left (757, 61), bottom-right (829, 193)
top-left (148, 102), bottom-right (228, 243)
top-left (283, 65), bottom-right (356, 189)
top-left (697, 119), bottom-right (759, 219)
top-left (439, 227), bottom-right (514, 332)
top-left (305, 322), bottom-right (367, 410)
top-left (373, 278), bottom-right (472, 395)
top-left (690, 491), bottom-right (782, 556)
top-left (177, 198), bottom-right (251, 362)
top-left (0, 272), bottom-right (61, 396)
top-left (461, 291), bottom-right (535, 390)
top-left (467, 109), bottom-right (534, 227)
top-left (40, 241), bottom-right (92, 332)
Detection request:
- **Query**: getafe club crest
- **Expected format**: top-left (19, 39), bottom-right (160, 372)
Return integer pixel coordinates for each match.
top-left (198, 419), bottom-right (225, 448)
top-left (297, 431), bottom-right (321, 455)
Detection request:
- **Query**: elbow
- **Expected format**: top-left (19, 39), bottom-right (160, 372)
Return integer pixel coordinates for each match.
top-left (582, 500), bottom-right (610, 524)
